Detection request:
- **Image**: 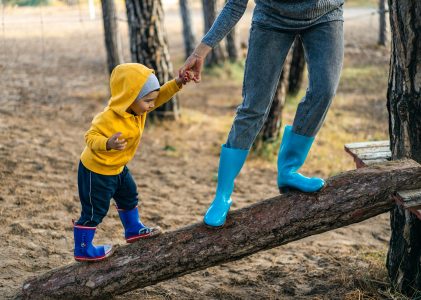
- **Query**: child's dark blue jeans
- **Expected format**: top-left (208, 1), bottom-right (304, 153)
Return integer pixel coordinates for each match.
top-left (76, 161), bottom-right (138, 227)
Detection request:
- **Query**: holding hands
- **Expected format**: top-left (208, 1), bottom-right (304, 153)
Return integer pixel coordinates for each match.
top-left (175, 69), bottom-right (195, 86)
top-left (178, 43), bottom-right (212, 84)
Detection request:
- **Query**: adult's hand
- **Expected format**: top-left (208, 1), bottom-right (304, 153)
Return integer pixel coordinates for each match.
top-left (179, 43), bottom-right (212, 83)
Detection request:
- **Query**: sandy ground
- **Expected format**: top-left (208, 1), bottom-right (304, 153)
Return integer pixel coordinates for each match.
top-left (0, 3), bottom-right (394, 299)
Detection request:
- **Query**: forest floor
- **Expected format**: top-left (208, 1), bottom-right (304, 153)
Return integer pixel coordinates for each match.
top-left (0, 3), bottom-right (405, 300)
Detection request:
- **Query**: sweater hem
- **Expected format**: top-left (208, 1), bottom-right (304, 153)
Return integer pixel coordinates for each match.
top-left (80, 157), bottom-right (125, 176)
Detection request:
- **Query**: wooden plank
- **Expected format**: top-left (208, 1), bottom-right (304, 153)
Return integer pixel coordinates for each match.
top-left (363, 158), bottom-right (391, 166)
top-left (394, 189), bottom-right (421, 221)
top-left (358, 151), bottom-right (391, 160)
top-left (344, 140), bottom-right (391, 169)
top-left (396, 189), bottom-right (421, 209)
top-left (345, 140), bottom-right (389, 150)
top-left (350, 145), bottom-right (391, 155)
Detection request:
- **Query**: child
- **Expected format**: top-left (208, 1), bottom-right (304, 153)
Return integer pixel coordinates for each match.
top-left (74, 63), bottom-right (190, 262)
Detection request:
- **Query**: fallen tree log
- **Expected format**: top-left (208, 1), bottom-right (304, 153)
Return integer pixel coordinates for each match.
top-left (20, 159), bottom-right (421, 299)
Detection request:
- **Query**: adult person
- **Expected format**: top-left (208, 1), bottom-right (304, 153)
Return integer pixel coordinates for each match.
top-left (179, 0), bottom-right (344, 227)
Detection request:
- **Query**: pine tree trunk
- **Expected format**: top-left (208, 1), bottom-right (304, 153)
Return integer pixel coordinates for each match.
top-left (254, 52), bottom-right (292, 148)
top-left (201, 0), bottom-right (225, 67)
top-left (101, 0), bottom-right (123, 74)
top-left (179, 0), bottom-right (196, 60)
top-left (386, 0), bottom-right (421, 295)
top-left (225, 0), bottom-right (238, 62)
top-left (288, 36), bottom-right (305, 95)
top-left (378, 0), bottom-right (387, 46)
top-left (126, 0), bottom-right (180, 120)
top-left (225, 27), bottom-right (238, 62)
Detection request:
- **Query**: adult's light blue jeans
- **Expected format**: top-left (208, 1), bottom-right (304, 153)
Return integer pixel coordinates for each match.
top-left (226, 20), bottom-right (344, 150)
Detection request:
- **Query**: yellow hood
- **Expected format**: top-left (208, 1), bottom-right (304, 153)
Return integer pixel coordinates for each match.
top-left (108, 63), bottom-right (154, 118)
top-left (81, 64), bottom-right (182, 175)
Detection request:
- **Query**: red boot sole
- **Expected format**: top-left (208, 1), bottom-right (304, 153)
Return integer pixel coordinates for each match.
top-left (74, 249), bottom-right (113, 262)
top-left (126, 227), bottom-right (162, 243)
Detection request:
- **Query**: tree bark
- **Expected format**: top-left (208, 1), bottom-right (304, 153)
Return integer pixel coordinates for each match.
top-left (225, 27), bottom-right (238, 62)
top-left (126, 0), bottom-right (180, 120)
top-left (101, 0), bottom-right (123, 74)
top-left (20, 160), bottom-right (421, 299)
top-left (288, 36), bottom-right (306, 95)
top-left (179, 0), bottom-right (196, 60)
top-left (201, 0), bottom-right (225, 67)
top-left (224, 0), bottom-right (238, 63)
top-left (378, 0), bottom-right (387, 46)
top-left (255, 51), bottom-right (292, 147)
top-left (386, 0), bottom-right (421, 295)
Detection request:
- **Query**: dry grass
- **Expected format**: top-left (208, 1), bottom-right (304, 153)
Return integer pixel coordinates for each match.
top-left (345, 0), bottom-right (379, 8)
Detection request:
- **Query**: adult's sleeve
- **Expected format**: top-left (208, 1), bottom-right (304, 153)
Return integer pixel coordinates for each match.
top-left (201, 0), bottom-right (249, 48)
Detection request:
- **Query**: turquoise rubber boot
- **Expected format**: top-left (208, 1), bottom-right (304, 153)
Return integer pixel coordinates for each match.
top-left (277, 125), bottom-right (325, 193)
top-left (204, 145), bottom-right (249, 227)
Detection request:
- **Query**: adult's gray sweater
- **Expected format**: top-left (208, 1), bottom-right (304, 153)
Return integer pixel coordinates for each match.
top-left (202, 0), bottom-right (344, 48)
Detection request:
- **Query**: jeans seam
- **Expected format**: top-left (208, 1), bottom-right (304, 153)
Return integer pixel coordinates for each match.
top-left (89, 171), bottom-right (94, 223)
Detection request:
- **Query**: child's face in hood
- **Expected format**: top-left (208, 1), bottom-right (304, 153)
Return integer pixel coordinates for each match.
top-left (128, 90), bottom-right (159, 116)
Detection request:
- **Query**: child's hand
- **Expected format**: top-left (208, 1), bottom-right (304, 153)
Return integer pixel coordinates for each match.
top-left (176, 70), bottom-right (194, 87)
top-left (106, 132), bottom-right (127, 151)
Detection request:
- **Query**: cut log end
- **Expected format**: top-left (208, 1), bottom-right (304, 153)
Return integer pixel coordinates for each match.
top-left (345, 141), bottom-right (421, 221)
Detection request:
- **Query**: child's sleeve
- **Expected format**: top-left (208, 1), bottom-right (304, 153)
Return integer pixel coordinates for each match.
top-left (151, 79), bottom-right (182, 111)
top-left (84, 114), bottom-right (109, 151)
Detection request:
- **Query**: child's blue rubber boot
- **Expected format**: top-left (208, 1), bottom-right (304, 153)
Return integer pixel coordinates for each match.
top-left (204, 145), bottom-right (249, 227)
top-left (117, 206), bottom-right (161, 243)
top-left (277, 125), bottom-right (325, 193)
top-left (73, 224), bottom-right (112, 262)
